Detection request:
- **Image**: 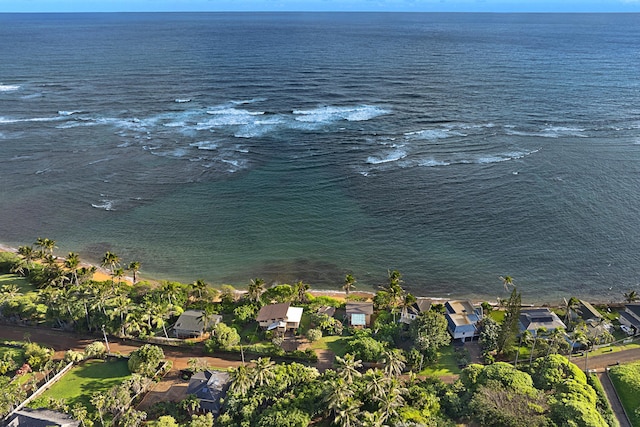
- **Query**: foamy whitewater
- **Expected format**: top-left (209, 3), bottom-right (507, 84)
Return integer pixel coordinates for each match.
top-left (1, 13), bottom-right (640, 302)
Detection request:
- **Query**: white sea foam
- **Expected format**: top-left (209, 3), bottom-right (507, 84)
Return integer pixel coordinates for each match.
top-left (293, 105), bottom-right (389, 123)
top-left (417, 158), bottom-right (451, 167)
top-left (505, 126), bottom-right (587, 138)
top-left (91, 200), bottom-right (115, 211)
top-left (58, 110), bottom-right (82, 116)
top-left (405, 128), bottom-right (466, 140)
top-left (174, 98), bottom-right (192, 103)
top-left (366, 149), bottom-right (407, 164)
top-left (190, 141), bottom-right (219, 150)
top-left (0, 84), bottom-right (20, 92)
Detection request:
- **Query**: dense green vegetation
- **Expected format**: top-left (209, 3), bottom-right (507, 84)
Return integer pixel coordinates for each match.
top-left (0, 242), bottom-right (631, 427)
top-left (609, 361), bottom-right (640, 426)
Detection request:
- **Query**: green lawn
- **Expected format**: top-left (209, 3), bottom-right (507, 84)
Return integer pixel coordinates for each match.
top-left (608, 362), bottom-right (640, 427)
top-left (488, 310), bottom-right (505, 323)
top-left (29, 359), bottom-right (131, 412)
top-left (419, 346), bottom-right (462, 377)
top-left (309, 335), bottom-right (349, 357)
top-left (0, 273), bottom-right (36, 294)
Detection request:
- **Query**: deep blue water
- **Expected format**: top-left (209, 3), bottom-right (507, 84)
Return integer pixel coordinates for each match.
top-left (1, 12), bottom-right (640, 303)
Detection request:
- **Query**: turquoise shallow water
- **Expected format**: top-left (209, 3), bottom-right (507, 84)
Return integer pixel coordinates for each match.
top-left (1, 13), bottom-right (640, 302)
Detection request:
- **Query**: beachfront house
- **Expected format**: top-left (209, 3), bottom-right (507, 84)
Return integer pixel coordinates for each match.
top-left (173, 310), bottom-right (222, 339)
top-left (345, 301), bottom-right (374, 328)
top-left (619, 304), bottom-right (640, 334)
top-left (444, 300), bottom-right (483, 341)
top-left (519, 308), bottom-right (566, 335)
top-left (399, 298), bottom-right (432, 324)
top-left (256, 302), bottom-right (303, 332)
top-left (8, 409), bottom-right (80, 427)
top-left (186, 370), bottom-right (231, 414)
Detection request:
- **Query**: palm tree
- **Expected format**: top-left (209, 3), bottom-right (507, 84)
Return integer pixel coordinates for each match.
top-left (378, 383), bottom-right (405, 423)
top-left (248, 278), bottom-right (265, 304)
top-left (191, 279), bottom-right (208, 300)
top-left (229, 364), bottom-right (252, 396)
top-left (624, 290), bottom-right (639, 303)
top-left (64, 252), bottom-right (81, 286)
top-left (36, 237), bottom-right (57, 257)
top-left (334, 398), bottom-right (361, 427)
top-left (335, 354), bottom-right (363, 383)
top-left (181, 394), bottom-right (200, 416)
top-left (323, 377), bottom-right (355, 418)
top-left (294, 280), bottom-right (310, 304)
top-left (529, 327), bottom-right (547, 367)
top-left (500, 275), bottom-right (515, 291)
top-left (113, 267), bottom-right (125, 285)
top-left (101, 251), bottom-right (120, 285)
top-left (197, 305), bottom-right (219, 333)
top-left (343, 274), bottom-right (356, 296)
top-left (252, 357), bottom-right (276, 387)
top-left (364, 369), bottom-right (390, 402)
top-left (563, 297), bottom-right (581, 328)
top-left (381, 349), bottom-right (406, 377)
top-left (127, 261), bottom-right (141, 284)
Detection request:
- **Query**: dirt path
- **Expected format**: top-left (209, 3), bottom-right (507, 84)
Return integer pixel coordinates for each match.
top-left (597, 371), bottom-right (632, 427)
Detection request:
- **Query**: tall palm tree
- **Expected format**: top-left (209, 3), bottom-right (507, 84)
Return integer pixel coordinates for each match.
top-left (381, 349), bottom-right (406, 377)
top-left (364, 369), bottom-right (390, 402)
top-left (529, 327), bottom-right (547, 367)
top-left (334, 398), bottom-right (361, 427)
top-left (191, 279), bottom-right (207, 300)
top-left (252, 357), bottom-right (276, 387)
top-left (294, 280), bottom-right (310, 304)
top-left (229, 364), bottom-right (252, 396)
top-left (64, 252), bottom-right (81, 286)
top-left (127, 262), bottom-right (141, 284)
top-left (323, 377), bottom-right (355, 419)
top-left (35, 237), bottom-right (57, 257)
top-left (624, 290), bottom-right (639, 303)
top-left (248, 278), bottom-right (265, 304)
top-left (335, 354), bottom-right (363, 383)
top-left (343, 274), bottom-right (356, 297)
top-left (101, 251), bottom-right (120, 286)
top-left (500, 275), bottom-right (515, 291)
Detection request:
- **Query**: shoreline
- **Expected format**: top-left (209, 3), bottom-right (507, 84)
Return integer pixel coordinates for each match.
top-left (0, 242), bottom-right (616, 307)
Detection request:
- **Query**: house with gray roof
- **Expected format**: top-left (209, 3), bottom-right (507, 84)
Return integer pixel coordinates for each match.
top-left (399, 298), bottom-right (431, 324)
top-left (444, 300), bottom-right (483, 341)
top-left (7, 409), bottom-right (80, 427)
top-left (619, 304), bottom-right (640, 333)
top-left (345, 302), bottom-right (374, 327)
top-left (173, 310), bottom-right (222, 339)
top-left (186, 370), bottom-right (231, 414)
top-left (519, 308), bottom-right (566, 335)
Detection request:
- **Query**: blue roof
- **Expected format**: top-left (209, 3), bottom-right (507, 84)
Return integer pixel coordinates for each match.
top-left (351, 313), bottom-right (366, 326)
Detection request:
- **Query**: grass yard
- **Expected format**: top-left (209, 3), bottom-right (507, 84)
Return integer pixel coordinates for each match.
top-left (309, 335), bottom-right (349, 357)
top-left (29, 358), bottom-right (131, 412)
top-left (0, 273), bottom-right (36, 294)
top-left (608, 361), bottom-right (640, 427)
top-left (419, 345), bottom-right (462, 377)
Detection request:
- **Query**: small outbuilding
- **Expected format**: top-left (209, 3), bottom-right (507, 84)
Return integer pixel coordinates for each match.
top-left (345, 302), bottom-right (374, 327)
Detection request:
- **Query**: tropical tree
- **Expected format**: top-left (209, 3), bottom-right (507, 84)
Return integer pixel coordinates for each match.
top-left (294, 280), bottom-right (310, 304)
top-left (248, 278), bottom-right (265, 304)
top-left (343, 274), bottom-right (356, 296)
top-left (410, 310), bottom-right (451, 362)
top-left (35, 237), bottom-right (57, 257)
top-left (499, 275), bottom-right (515, 291)
top-left (624, 290), bottom-right (639, 303)
top-left (127, 261), bottom-right (141, 284)
top-left (229, 364), bottom-right (252, 396)
top-left (335, 353), bottom-right (363, 383)
top-left (64, 252), bottom-right (81, 286)
top-left (252, 357), bottom-right (276, 387)
top-left (496, 287), bottom-right (521, 355)
top-left (381, 349), bottom-right (406, 377)
top-left (191, 279), bottom-right (208, 300)
top-left (101, 251), bottom-right (120, 285)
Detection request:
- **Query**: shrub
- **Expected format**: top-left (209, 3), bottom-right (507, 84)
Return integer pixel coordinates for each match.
top-left (64, 350), bottom-right (85, 363)
top-left (23, 342), bottom-right (53, 371)
top-left (84, 341), bottom-right (107, 359)
top-left (306, 328), bottom-right (322, 342)
top-left (128, 344), bottom-right (165, 377)
top-left (205, 322), bottom-right (240, 351)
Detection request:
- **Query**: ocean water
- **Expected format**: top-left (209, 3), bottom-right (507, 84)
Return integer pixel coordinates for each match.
top-left (1, 12), bottom-right (640, 303)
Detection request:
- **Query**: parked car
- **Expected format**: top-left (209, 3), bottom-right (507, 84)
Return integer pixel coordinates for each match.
top-left (620, 324), bottom-right (634, 335)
